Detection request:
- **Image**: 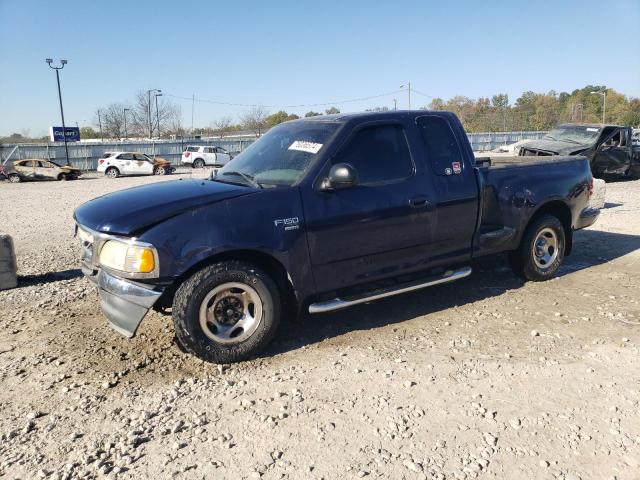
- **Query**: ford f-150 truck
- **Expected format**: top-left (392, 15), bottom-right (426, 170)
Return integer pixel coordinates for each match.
top-left (74, 111), bottom-right (599, 363)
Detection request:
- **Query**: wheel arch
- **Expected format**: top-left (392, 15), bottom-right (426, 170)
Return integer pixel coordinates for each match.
top-left (157, 249), bottom-right (296, 311)
top-left (526, 200), bottom-right (573, 255)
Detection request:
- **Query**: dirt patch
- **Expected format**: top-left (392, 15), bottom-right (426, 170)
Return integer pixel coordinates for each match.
top-left (0, 174), bottom-right (639, 479)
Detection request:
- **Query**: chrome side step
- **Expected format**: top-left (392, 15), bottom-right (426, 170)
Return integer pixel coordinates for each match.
top-left (308, 266), bottom-right (472, 314)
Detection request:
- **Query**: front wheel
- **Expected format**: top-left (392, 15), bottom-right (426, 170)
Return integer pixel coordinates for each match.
top-left (154, 165), bottom-right (166, 175)
top-left (509, 214), bottom-right (565, 281)
top-left (172, 261), bottom-right (281, 363)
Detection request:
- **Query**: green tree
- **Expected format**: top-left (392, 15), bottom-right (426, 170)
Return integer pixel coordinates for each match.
top-left (265, 111), bottom-right (290, 127)
top-left (325, 106), bottom-right (340, 114)
top-left (304, 111), bottom-right (321, 117)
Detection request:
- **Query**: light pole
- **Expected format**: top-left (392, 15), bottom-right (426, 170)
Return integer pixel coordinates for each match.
top-left (399, 82), bottom-right (411, 109)
top-left (590, 89), bottom-right (606, 124)
top-left (146, 89), bottom-right (161, 138)
top-left (97, 109), bottom-right (104, 141)
top-left (154, 93), bottom-right (163, 139)
top-left (123, 108), bottom-right (130, 140)
top-left (46, 58), bottom-right (70, 165)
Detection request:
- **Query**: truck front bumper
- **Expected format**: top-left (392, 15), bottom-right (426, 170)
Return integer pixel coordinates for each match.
top-left (84, 267), bottom-right (164, 337)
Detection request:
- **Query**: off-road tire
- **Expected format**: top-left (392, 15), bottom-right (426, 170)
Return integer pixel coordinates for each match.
top-left (8, 174), bottom-right (21, 183)
top-left (172, 261), bottom-right (281, 363)
top-left (106, 167), bottom-right (119, 179)
top-left (193, 159), bottom-right (205, 169)
top-left (509, 214), bottom-right (565, 281)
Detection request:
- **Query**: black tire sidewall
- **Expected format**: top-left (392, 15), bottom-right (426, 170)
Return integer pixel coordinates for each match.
top-left (173, 261), bottom-right (281, 363)
top-left (521, 215), bottom-right (565, 281)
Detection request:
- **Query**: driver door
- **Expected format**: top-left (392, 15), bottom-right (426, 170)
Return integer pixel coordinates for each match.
top-left (302, 122), bottom-right (437, 293)
top-left (592, 128), bottom-right (630, 175)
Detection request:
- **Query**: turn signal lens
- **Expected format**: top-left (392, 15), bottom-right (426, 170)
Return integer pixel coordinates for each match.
top-left (125, 247), bottom-right (155, 273)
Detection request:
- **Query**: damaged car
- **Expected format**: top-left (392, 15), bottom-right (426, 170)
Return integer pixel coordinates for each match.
top-left (519, 123), bottom-right (640, 178)
top-left (3, 159), bottom-right (81, 183)
top-left (97, 152), bottom-right (175, 178)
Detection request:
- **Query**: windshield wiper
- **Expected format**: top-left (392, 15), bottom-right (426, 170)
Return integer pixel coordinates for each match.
top-left (221, 171), bottom-right (263, 189)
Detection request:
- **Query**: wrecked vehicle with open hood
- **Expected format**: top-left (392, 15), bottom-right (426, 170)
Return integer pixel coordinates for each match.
top-left (97, 152), bottom-right (175, 178)
top-left (519, 123), bottom-right (640, 178)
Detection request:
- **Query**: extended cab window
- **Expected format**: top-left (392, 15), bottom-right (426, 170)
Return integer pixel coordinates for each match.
top-left (417, 116), bottom-right (463, 175)
top-left (334, 124), bottom-right (413, 185)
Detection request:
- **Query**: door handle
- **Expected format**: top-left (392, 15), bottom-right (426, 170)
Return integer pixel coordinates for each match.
top-left (409, 196), bottom-right (433, 209)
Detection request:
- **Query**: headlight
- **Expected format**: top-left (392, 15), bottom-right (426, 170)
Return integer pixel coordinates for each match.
top-left (99, 240), bottom-right (156, 274)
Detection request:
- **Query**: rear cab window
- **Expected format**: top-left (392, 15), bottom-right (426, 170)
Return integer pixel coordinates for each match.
top-left (416, 116), bottom-right (464, 175)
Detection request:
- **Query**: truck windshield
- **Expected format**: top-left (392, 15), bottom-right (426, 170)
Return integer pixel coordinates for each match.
top-left (545, 125), bottom-right (601, 144)
top-left (216, 121), bottom-right (341, 187)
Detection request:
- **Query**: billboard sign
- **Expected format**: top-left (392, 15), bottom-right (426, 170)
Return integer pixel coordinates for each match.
top-left (49, 126), bottom-right (81, 142)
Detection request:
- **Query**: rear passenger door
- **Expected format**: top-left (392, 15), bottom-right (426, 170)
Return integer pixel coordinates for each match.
top-left (415, 115), bottom-right (478, 265)
top-left (116, 153), bottom-right (134, 173)
top-left (303, 122), bottom-right (437, 292)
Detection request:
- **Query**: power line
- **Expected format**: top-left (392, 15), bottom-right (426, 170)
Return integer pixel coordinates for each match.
top-left (163, 89), bottom-right (406, 109)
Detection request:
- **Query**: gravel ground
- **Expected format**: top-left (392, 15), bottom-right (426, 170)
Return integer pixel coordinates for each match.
top-left (0, 172), bottom-right (639, 480)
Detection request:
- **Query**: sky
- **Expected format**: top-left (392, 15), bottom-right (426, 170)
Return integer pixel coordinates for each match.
top-left (0, 0), bottom-right (639, 136)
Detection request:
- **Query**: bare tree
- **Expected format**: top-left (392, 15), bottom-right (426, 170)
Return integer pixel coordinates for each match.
top-left (129, 91), bottom-right (182, 138)
top-left (97, 104), bottom-right (128, 139)
top-left (240, 106), bottom-right (269, 136)
top-left (213, 116), bottom-right (233, 137)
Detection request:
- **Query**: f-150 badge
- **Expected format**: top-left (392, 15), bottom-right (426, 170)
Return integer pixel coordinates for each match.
top-left (274, 217), bottom-right (300, 231)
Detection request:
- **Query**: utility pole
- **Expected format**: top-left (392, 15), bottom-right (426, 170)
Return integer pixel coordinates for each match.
top-left (393, 99), bottom-right (397, 110)
top-left (590, 89), bottom-right (606, 124)
top-left (191, 93), bottom-right (195, 136)
top-left (146, 89), bottom-right (161, 138)
top-left (97, 109), bottom-right (103, 141)
top-left (45, 58), bottom-right (70, 166)
top-left (399, 82), bottom-right (411, 109)
top-left (155, 93), bottom-right (163, 139)
top-left (123, 108), bottom-right (130, 139)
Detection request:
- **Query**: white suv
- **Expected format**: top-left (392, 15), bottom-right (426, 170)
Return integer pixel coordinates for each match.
top-left (97, 152), bottom-right (173, 178)
top-left (181, 146), bottom-right (232, 168)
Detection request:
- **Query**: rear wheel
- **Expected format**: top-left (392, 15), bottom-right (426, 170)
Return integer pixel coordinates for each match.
top-left (172, 261), bottom-right (281, 363)
top-left (193, 159), bottom-right (205, 168)
top-left (509, 214), bottom-right (565, 281)
top-left (8, 174), bottom-right (21, 183)
top-left (106, 167), bottom-right (119, 179)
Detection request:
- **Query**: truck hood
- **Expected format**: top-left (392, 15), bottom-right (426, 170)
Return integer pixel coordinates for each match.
top-left (523, 138), bottom-right (590, 155)
top-left (74, 179), bottom-right (255, 235)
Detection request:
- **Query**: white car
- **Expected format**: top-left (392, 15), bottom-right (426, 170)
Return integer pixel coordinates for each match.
top-left (97, 152), bottom-right (173, 178)
top-left (181, 146), bottom-right (232, 168)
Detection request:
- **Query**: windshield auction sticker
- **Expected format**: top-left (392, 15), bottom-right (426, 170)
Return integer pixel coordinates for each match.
top-left (288, 140), bottom-right (323, 154)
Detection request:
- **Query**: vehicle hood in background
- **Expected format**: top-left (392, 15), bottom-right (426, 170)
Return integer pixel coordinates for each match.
top-left (74, 179), bottom-right (255, 235)
top-left (522, 138), bottom-right (591, 155)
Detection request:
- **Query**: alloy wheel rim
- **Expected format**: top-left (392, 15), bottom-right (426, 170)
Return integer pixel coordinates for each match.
top-left (198, 282), bottom-right (263, 344)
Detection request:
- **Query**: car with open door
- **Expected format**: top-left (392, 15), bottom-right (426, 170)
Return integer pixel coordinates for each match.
top-left (519, 123), bottom-right (639, 178)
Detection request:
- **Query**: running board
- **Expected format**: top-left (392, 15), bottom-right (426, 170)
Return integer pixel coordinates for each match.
top-left (308, 266), bottom-right (472, 314)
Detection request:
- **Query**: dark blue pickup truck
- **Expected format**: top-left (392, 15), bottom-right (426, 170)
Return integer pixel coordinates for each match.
top-left (74, 111), bottom-right (599, 363)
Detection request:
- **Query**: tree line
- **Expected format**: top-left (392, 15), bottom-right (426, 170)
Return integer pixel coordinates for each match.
top-left (425, 85), bottom-right (640, 132)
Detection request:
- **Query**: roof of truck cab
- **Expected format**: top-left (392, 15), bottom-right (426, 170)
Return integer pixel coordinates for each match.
top-left (298, 110), bottom-right (456, 123)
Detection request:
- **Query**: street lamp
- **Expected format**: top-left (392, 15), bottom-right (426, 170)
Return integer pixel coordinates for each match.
top-left (590, 89), bottom-right (606, 124)
top-left (97, 109), bottom-right (104, 141)
top-left (154, 92), bottom-right (163, 139)
top-left (45, 58), bottom-right (70, 165)
top-left (146, 89), bottom-right (161, 138)
top-left (399, 82), bottom-right (411, 109)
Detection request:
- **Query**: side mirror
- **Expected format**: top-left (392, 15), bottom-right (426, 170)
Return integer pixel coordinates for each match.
top-left (321, 163), bottom-right (358, 190)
